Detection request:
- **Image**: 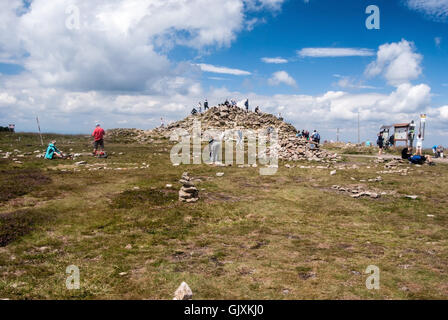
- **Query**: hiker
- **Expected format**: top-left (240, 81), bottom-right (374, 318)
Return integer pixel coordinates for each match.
top-left (160, 117), bottom-right (165, 128)
top-left (92, 123), bottom-right (105, 156)
top-left (388, 134), bottom-right (395, 147)
top-left (209, 132), bottom-right (224, 164)
top-left (432, 145), bottom-right (438, 157)
top-left (437, 145), bottom-right (444, 158)
top-left (198, 102), bottom-right (202, 113)
top-left (377, 132), bottom-right (384, 156)
top-left (408, 153), bottom-right (434, 165)
top-left (278, 113), bottom-right (283, 121)
top-left (45, 140), bottom-right (64, 160)
top-left (401, 147), bottom-right (412, 160)
top-left (245, 99), bottom-right (249, 112)
top-left (204, 99), bottom-right (209, 111)
top-left (255, 106), bottom-right (260, 114)
top-left (311, 130), bottom-right (320, 144)
top-left (416, 134), bottom-right (423, 155)
top-left (191, 107), bottom-right (198, 115)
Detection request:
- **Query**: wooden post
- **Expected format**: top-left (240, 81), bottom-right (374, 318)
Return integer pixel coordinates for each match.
top-left (36, 116), bottom-right (44, 146)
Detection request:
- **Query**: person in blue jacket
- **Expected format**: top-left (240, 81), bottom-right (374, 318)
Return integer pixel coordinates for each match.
top-left (45, 140), bottom-right (63, 159)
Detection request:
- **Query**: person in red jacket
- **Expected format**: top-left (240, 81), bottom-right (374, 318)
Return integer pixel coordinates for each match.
top-left (92, 123), bottom-right (105, 156)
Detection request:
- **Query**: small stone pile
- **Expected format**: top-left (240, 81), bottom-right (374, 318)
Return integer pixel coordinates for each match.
top-left (179, 172), bottom-right (199, 203)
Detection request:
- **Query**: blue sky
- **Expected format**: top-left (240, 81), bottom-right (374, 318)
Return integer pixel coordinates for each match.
top-left (0, 0), bottom-right (447, 145)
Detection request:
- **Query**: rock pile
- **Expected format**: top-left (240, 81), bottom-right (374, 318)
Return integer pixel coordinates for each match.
top-left (331, 185), bottom-right (384, 199)
top-left (106, 104), bottom-right (341, 163)
top-left (275, 136), bottom-right (341, 163)
top-left (179, 172), bottom-right (199, 203)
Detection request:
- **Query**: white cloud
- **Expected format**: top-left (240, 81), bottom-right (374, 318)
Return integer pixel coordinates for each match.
top-left (244, 0), bottom-right (285, 11)
top-left (268, 71), bottom-right (297, 87)
top-left (261, 57), bottom-right (288, 64)
top-left (435, 36), bottom-right (442, 47)
top-left (365, 39), bottom-right (423, 86)
top-left (334, 76), bottom-right (377, 90)
top-left (437, 105), bottom-right (448, 120)
top-left (196, 63), bottom-right (251, 75)
top-left (406, 0), bottom-right (448, 22)
top-left (0, 0), bottom-right (251, 92)
top-left (297, 48), bottom-right (375, 58)
top-left (0, 92), bottom-right (17, 105)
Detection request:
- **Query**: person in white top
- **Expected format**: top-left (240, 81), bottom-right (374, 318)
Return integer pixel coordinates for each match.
top-left (209, 131), bottom-right (225, 164)
top-left (416, 134), bottom-right (423, 155)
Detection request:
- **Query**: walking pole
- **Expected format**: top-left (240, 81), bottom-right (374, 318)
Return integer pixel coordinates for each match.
top-left (36, 116), bottom-right (44, 146)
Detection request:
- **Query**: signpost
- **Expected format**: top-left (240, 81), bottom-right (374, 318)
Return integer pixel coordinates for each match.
top-left (420, 114), bottom-right (426, 140)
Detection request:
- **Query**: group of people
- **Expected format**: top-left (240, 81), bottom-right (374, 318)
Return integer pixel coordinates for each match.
top-left (296, 129), bottom-right (321, 144)
top-left (45, 123), bottom-right (106, 160)
top-left (376, 130), bottom-right (436, 165)
top-left (401, 146), bottom-right (434, 165)
top-left (432, 145), bottom-right (445, 158)
top-left (191, 99), bottom-right (209, 115)
top-left (192, 99), bottom-right (256, 115)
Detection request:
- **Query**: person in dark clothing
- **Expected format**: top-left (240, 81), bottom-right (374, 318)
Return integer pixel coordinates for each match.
top-left (389, 134), bottom-right (395, 147)
top-left (377, 133), bottom-right (384, 155)
top-left (191, 108), bottom-right (198, 115)
top-left (401, 147), bottom-right (412, 160)
top-left (408, 154), bottom-right (433, 165)
top-left (245, 99), bottom-right (249, 112)
top-left (204, 99), bottom-right (209, 111)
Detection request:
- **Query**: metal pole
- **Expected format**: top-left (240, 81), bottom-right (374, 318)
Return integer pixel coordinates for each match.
top-left (36, 116), bottom-right (44, 146)
top-left (337, 128), bottom-right (340, 142)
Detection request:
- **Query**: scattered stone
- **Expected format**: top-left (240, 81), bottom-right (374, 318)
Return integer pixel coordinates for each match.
top-left (405, 195), bottom-right (418, 200)
top-left (216, 172), bottom-right (224, 177)
top-left (165, 184), bottom-right (173, 188)
top-left (333, 185), bottom-right (383, 199)
top-left (173, 281), bottom-right (193, 300)
top-left (330, 170), bottom-right (337, 176)
top-left (125, 244), bottom-right (132, 250)
top-left (75, 161), bottom-right (87, 166)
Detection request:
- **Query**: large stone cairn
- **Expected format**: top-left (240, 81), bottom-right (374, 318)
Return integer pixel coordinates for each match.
top-left (179, 172), bottom-right (199, 203)
top-left (108, 104), bottom-right (341, 162)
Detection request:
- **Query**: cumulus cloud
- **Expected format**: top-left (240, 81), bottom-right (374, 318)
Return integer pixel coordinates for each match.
top-left (405, 0), bottom-right (448, 22)
top-left (261, 57), bottom-right (288, 64)
top-left (437, 105), bottom-right (448, 120)
top-left (365, 39), bottom-right (423, 86)
top-left (268, 71), bottom-right (297, 87)
top-left (297, 48), bottom-right (375, 58)
top-left (0, 0), bottom-right (250, 93)
top-left (196, 63), bottom-right (251, 76)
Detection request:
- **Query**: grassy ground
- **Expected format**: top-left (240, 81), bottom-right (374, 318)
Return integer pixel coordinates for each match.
top-left (0, 132), bottom-right (447, 299)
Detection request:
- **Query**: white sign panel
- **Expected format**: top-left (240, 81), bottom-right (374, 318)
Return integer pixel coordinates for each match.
top-left (395, 127), bottom-right (407, 140)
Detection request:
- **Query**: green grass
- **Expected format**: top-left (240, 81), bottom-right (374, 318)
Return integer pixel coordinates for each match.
top-left (0, 132), bottom-right (447, 299)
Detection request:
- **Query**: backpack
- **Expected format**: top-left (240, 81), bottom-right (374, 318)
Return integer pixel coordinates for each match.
top-left (315, 133), bottom-right (320, 141)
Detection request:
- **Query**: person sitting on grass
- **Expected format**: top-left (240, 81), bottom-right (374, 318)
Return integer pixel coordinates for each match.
top-left (401, 147), bottom-right (412, 160)
top-left (45, 140), bottom-right (64, 160)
